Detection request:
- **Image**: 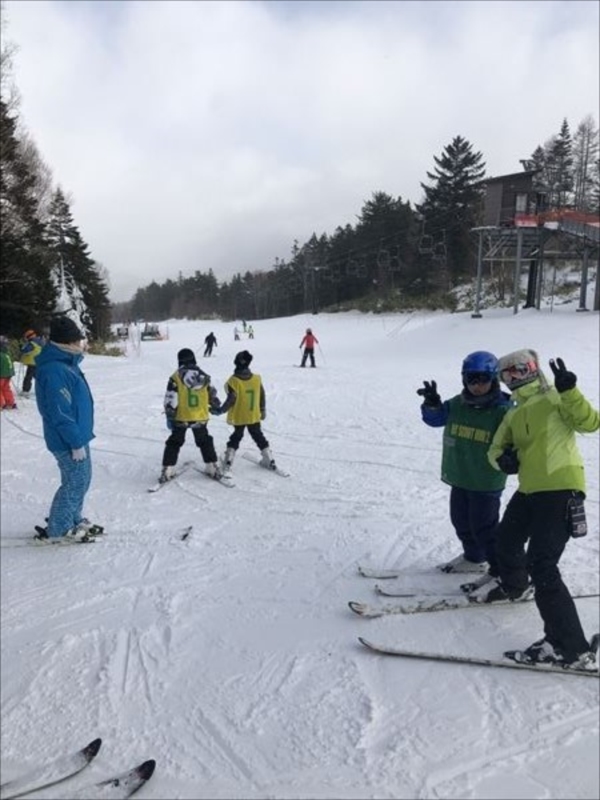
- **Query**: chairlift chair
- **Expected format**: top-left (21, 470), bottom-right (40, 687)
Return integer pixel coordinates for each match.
top-left (419, 235), bottom-right (434, 255)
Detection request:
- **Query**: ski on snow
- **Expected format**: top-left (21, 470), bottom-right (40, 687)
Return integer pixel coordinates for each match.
top-left (357, 563), bottom-right (487, 580)
top-left (242, 451), bottom-right (290, 477)
top-left (0, 737), bottom-right (102, 799)
top-left (33, 525), bottom-right (102, 545)
top-left (358, 637), bottom-right (600, 678)
top-left (0, 740), bottom-right (155, 800)
top-left (374, 576), bottom-right (501, 597)
top-left (348, 591), bottom-right (599, 618)
top-left (60, 759), bottom-right (156, 800)
top-left (147, 461), bottom-right (194, 492)
top-left (193, 466), bottom-right (235, 488)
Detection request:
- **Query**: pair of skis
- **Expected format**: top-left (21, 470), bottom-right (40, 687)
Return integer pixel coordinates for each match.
top-left (0, 738), bottom-right (155, 799)
top-left (352, 563), bottom-right (600, 677)
top-left (148, 453), bottom-right (289, 493)
top-left (148, 462), bottom-right (234, 491)
top-left (351, 564), bottom-right (598, 616)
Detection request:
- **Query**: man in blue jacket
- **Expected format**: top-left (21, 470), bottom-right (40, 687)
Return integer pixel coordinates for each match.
top-left (34, 316), bottom-right (97, 543)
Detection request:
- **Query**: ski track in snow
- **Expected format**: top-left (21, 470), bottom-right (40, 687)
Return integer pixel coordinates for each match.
top-left (1, 308), bottom-right (599, 799)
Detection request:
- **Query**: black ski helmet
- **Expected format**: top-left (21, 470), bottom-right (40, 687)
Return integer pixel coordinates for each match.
top-left (178, 348), bottom-right (196, 366)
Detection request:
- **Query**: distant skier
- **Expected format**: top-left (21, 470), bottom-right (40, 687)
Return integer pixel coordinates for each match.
top-left (234, 326), bottom-right (240, 341)
top-left (247, 324), bottom-right (254, 339)
top-left (19, 329), bottom-right (44, 395)
top-left (299, 328), bottom-right (319, 367)
top-left (203, 331), bottom-right (217, 357)
top-left (0, 336), bottom-right (17, 410)
top-left (215, 350), bottom-right (277, 472)
top-left (158, 348), bottom-right (222, 484)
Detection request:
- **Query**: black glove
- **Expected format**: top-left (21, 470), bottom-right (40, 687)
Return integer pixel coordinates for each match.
top-left (210, 406), bottom-right (223, 416)
top-left (496, 447), bottom-right (519, 474)
top-left (549, 357), bottom-right (577, 393)
top-left (417, 380), bottom-right (441, 407)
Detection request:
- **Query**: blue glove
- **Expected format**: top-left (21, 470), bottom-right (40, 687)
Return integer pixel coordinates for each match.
top-left (166, 418), bottom-right (174, 430)
top-left (210, 406), bottom-right (223, 416)
top-left (496, 447), bottom-right (519, 474)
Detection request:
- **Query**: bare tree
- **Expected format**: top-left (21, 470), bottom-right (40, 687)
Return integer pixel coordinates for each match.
top-left (572, 115), bottom-right (599, 212)
top-left (0, 2), bottom-right (21, 112)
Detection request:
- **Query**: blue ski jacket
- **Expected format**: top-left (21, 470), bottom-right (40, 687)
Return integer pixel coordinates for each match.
top-left (35, 343), bottom-right (95, 453)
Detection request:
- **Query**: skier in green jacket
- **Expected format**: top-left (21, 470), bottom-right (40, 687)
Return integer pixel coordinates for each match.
top-left (480, 348), bottom-right (599, 671)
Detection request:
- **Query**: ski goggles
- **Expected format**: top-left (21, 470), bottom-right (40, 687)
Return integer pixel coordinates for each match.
top-left (500, 361), bottom-right (538, 387)
top-left (463, 372), bottom-right (494, 385)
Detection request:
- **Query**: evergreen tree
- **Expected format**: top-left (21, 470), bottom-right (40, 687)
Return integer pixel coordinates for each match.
top-left (0, 99), bottom-right (55, 334)
top-left (417, 135), bottom-right (486, 285)
top-left (46, 187), bottom-right (111, 338)
top-left (547, 118), bottom-right (574, 207)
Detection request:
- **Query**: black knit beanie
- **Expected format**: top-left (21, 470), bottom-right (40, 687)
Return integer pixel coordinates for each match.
top-left (234, 350), bottom-right (253, 369)
top-left (50, 317), bottom-right (84, 344)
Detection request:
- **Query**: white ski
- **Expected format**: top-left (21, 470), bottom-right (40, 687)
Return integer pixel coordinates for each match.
top-left (358, 637), bottom-right (599, 678)
top-left (375, 581), bottom-right (476, 598)
top-left (348, 592), bottom-right (534, 617)
top-left (242, 452), bottom-right (289, 477)
top-left (147, 461), bottom-right (193, 492)
top-left (194, 467), bottom-right (235, 488)
top-left (61, 759), bottom-right (156, 800)
top-left (358, 563), bottom-right (487, 579)
top-left (0, 738), bottom-right (102, 799)
top-left (348, 590), bottom-right (598, 618)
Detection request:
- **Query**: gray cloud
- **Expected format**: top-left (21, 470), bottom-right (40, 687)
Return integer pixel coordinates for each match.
top-left (4, 0), bottom-right (599, 300)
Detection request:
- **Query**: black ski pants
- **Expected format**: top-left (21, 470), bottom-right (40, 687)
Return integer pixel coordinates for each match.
top-left (300, 348), bottom-right (315, 367)
top-left (495, 489), bottom-right (589, 660)
top-left (204, 345), bottom-right (214, 357)
top-left (163, 422), bottom-right (217, 467)
top-left (22, 365), bottom-right (36, 393)
top-left (226, 423), bottom-right (269, 452)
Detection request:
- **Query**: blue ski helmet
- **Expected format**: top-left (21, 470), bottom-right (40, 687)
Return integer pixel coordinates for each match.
top-left (461, 351), bottom-right (498, 378)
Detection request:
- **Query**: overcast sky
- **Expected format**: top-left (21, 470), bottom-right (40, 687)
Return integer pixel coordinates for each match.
top-left (3, 0), bottom-right (599, 302)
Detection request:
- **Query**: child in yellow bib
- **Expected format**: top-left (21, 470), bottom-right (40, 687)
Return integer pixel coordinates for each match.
top-left (216, 351), bottom-right (277, 472)
top-left (158, 348), bottom-right (222, 484)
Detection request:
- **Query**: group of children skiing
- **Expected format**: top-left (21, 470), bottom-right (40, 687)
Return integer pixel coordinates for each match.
top-left (8, 314), bottom-right (599, 672)
top-left (419, 347), bottom-right (599, 671)
top-left (158, 347), bottom-right (276, 485)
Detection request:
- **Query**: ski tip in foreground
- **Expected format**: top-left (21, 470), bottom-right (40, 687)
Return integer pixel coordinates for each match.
top-left (358, 637), bottom-right (376, 651)
top-left (348, 601), bottom-right (371, 617)
top-left (136, 760), bottom-right (156, 781)
top-left (83, 738), bottom-right (103, 760)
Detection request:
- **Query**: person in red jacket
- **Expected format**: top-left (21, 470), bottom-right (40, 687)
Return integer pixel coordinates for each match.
top-left (299, 328), bottom-right (319, 368)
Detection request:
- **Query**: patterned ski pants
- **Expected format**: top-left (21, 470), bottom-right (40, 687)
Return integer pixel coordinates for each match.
top-left (47, 447), bottom-right (92, 537)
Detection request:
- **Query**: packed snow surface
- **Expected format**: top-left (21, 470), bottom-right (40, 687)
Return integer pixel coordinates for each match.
top-left (1, 303), bottom-right (599, 799)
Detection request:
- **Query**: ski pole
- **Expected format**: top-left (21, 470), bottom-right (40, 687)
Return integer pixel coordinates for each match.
top-left (317, 343), bottom-right (326, 365)
top-left (16, 361), bottom-right (24, 391)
